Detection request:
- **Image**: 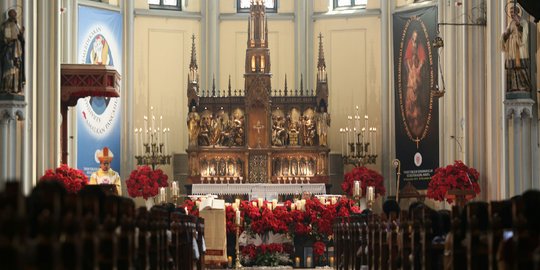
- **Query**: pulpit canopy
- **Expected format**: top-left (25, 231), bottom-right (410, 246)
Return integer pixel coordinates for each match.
top-left (60, 64), bottom-right (121, 106)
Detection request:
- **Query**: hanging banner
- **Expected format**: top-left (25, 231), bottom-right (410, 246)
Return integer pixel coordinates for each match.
top-left (77, 6), bottom-right (123, 177)
top-left (393, 6), bottom-right (439, 190)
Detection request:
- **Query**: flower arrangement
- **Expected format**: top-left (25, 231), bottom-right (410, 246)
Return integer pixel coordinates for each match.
top-left (427, 160), bottom-right (481, 204)
top-left (240, 243), bottom-right (293, 266)
top-left (125, 166), bottom-right (168, 200)
top-left (341, 166), bottom-right (386, 197)
top-left (40, 164), bottom-right (89, 194)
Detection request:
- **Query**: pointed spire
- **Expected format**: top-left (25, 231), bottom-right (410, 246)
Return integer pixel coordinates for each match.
top-left (228, 75), bottom-right (232, 96)
top-left (284, 74), bottom-right (288, 96)
top-left (247, 18), bottom-right (252, 47)
top-left (300, 74), bottom-right (304, 96)
top-left (265, 16), bottom-right (268, 47)
top-left (212, 74), bottom-right (216, 96)
top-left (189, 34), bottom-right (198, 82)
top-left (317, 33), bottom-right (327, 82)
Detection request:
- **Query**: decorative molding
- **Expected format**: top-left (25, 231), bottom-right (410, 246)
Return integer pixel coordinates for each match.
top-left (0, 99), bottom-right (26, 121)
top-left (504, 98), bottom-right (535, 119)
top-left (134, 8), bottom-right (201, 19)
top-left (313, 9), bottom-right (381, 20)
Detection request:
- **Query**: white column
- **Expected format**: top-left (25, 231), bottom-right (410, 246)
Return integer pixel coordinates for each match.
top-left (36, 0), bottom-right (61, 175)
top-left (513, 116), bottom-right (520, 196)
top-left (201, 0), bottom-right (219, 91)
top-left (122, 0), bottom-right (135, 194)
top-left (381, 0), bottom-right (392, 195)
top-left (0, 118), bottom-right (8, 186)
top-left (521, 117), bottom-right (531, 191)
top-left (9, 118), bottom-right (16, 179)
top-left (22, 0), bottom-right (35, 195)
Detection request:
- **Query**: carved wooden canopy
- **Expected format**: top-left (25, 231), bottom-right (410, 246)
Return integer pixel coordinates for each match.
top-left (60, 64), bottom-right (121, 106)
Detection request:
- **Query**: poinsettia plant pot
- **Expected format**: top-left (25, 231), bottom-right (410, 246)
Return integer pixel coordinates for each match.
top-left (145, 197), bottom-right (155, 210)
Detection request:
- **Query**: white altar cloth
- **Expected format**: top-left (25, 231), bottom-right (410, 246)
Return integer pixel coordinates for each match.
top-left (191, 184), bottom-right (326, 199)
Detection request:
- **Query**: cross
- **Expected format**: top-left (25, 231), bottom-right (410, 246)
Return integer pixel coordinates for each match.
top-left (414, 137), bottom-right (420, 149)
top-left (253, 120), bottom-right (264, 134)
top-left (253, 120), bottom-right (265, 148)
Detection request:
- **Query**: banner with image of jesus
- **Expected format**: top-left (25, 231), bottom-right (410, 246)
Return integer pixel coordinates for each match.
top-left (393, 6), bottom-right (439, 190)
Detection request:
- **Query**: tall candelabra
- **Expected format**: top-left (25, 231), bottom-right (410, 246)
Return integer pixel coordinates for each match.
top-left (134, 106), bottom-right (172, 170)
top-left (340, 106), bottom-right (378, 167)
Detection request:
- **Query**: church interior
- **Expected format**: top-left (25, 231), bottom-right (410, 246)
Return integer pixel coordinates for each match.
top-left (0, 0), bottom-right (540, 269)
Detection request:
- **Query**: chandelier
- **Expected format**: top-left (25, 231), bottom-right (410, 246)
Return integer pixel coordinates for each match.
top-left (134, 106), bottom-right (172, 170)
top-left (340, 106), bottom-right (377, 167)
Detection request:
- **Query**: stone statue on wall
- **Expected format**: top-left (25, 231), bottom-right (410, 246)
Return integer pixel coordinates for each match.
top-left (271, 113), bottom-right (287, 146)
top-left (501, 5), bottom-right (532, 93)
top-left (198, 112), bottom-right (212, 146)
top-left (287, 113), bottom-right (299, 146)
top-left (0, 9), bottom-right (25, 94)
top-left (187, 106), bottom-right (200, 147)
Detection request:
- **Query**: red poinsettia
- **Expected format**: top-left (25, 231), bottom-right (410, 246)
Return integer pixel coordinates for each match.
top-left (313, 241), bottom-right (326, 256)
top-left (40, 164), bottom-right (89, 194)
top-left (125, 166), bottom-right (168, 200)
top-left (427, 160), bottom-right (481, 204)
top-left (341, 166), bottom-right (386, 197)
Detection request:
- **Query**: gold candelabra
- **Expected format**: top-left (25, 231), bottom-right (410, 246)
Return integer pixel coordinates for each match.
top-left (340, 106), bottom-right (378, 167)
top-left (134, 107), bottom-right (172, 170)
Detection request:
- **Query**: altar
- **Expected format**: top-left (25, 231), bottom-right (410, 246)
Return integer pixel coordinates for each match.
top-left (191, 183), bottom-right (326, 200)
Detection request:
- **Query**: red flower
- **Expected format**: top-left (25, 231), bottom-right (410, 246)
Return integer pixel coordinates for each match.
top-left (313, 241), bottom-right (326, 256)
top-left (341, 166), bottom-right (385, 197)
top-left (125, 165), bottom-right (168, 199)
top-left (40, 164), bottom-right (89, 194)
top-left (427, 160), bottom-right (481, 204)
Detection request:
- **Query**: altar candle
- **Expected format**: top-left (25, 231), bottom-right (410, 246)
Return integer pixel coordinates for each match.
top-left (172, 181), bottom-right (179, 196)
top-left (364, 115), bottom-right (369, 133)
top-left (331, 196), bottom-right (337, 205)
top-left (345, 127), bottom-right (350, 156)
top-left (374, 127), bottom-right (377, 154)
top-left (353, 127), bottom-right (357, 156)
top-left (227, 256), bottom-right (233, 268)
top-left (235, 198), bottom-right (241, 206)
top-left (195, 201), bottom-right (200, 208)
top-left (329, 256), bottom-right (335, 267)
top-left (157, 127), bottom-right (161, 146)
top-left (134, 128), bottom-right (139, 156)
top-left (319, 196), bottom-right (325, 204)
top-left (185, 207), bottom-right (189, 215)
top-left (257, 198), bottom-right (264, 208)
top-left (291, 203), bottom-right (296, 211)
top-left (354, 180), bottom-right (360, 197)
top-left (267, 202), bottom-right (273, 210)
top-left (295, 257), bottom-right (301, 268)
top-left (143, 116), bottom-right (148, 144)
top-left (306, 256), bottom-right (312, 268)
top-left (252, 201), bottom-right (257, 207)
top-left (235, 209), bottom-right (241, 225)
top-left (160, 115), bottom-right (163, 140)
top-left (361, 127), bottom-right (366, 150)
top-left (300, 199), bottom-right (306, 211)
top-left (159, 187), bottom-right (166, 203)
top-left (272, 199), bottom-right (278, 209)
top-left (367, 186), bottom-right (375, 202)
top-left (340, 128), bottom-right (344, 156)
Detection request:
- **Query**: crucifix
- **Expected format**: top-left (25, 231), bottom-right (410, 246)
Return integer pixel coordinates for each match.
top-left (414, 137), bottom-right (420, 149)
top-left (253, 120), bottom-right (264, 148)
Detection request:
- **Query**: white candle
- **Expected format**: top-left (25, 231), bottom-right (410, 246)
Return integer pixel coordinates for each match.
top-left (257, 198), bottom-right (264, 208)
top-left (354, 180), bottom-right (360, 197)
top-left (331, 196), bottom-right (337, 205)
top-left (353, 127), bottom-right (357, 156)
top-left (340, 128), bottom-right (344, 155)
top-left (306, 256), bottom-right (312, 268)
top-left (185, 207), bottom-right (189, 215)
top-left (235, 198), bottom-right (241, 206)
top-left (172, 181), bottom-right (178, 196)
top-left (143, 116), bottom-right (148, 144)
top-left (291, 203), bottom-right (296, 211)
top-left (319, 196), bottom-right (325, 204)
top-left (361, 127), bottom-right (366, 151)
top-left (364, 115), bottom-right (369, 133)
top-left (159, 187), bottom-right (166, 203)
top-left (272, 199), bottom-right (278, 209)
top-left (157, 127), bottom-right (161, 146)
top-left (160, 115), bottom-right (163, 141)
top-left (139, 128), bottom-right (144, 154)
top-left (345, 127), bottom-right (350, 156)
top-left (367, 186), bottom-right (375, 202)
top-left (236, 209), bottom-right (241, 225)
top-left (267, 202), bottom-right (273, 210)
top-left (134, 128), bottom-right (139, 156)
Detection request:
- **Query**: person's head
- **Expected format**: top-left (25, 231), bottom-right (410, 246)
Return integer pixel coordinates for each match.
top-left (97, 147), bottom-right (113, 171)
top-left (383, 199), bottom-right (401, 219)
top-left (7, 9), bottom-right (16, 20)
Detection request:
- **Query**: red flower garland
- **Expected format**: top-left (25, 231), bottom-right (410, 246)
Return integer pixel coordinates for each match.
top-left (427, 160), bottom-right (481, 204)
top-left (125, 166), bottom-right (168, 200)
top-left (40, 164), bottom-right (89, 194)
top-left (341, 166), bottom-right (386, 197)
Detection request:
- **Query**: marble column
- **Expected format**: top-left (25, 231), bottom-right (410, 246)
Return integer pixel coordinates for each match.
top-left (36, 0), bottom-right (61, 176)
top-left (505, 99), bottom-right (534, 196)
top-left (0, 98), bottom-right (26, 188)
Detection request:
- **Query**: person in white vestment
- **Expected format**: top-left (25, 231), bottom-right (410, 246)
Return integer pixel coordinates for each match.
top-left (90, 147), bottom-right (122, 195)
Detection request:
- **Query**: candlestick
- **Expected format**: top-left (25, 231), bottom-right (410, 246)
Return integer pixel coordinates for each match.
top-left (345, 127), bottom-right (350, 156)
top-left (172, 181), bottom-right (179, 196)
top-left (367, 186), bottom-right (375, 209)
top-left (295, 257), bottom-right (301, 268)
top-left (329, 256), bottom-right (335, 267)
top-left (235, 209), bottom-right (241, 225)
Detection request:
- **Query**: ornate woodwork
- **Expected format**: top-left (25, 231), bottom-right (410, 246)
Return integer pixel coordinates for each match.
top-left (185, 2), bottom-right (330, 184)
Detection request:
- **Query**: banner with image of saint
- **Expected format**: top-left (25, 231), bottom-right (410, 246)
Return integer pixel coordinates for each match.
top-left (77, 6), bottom-right (123, 177)
top-left (393, 6), bottom-right (439, 190)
